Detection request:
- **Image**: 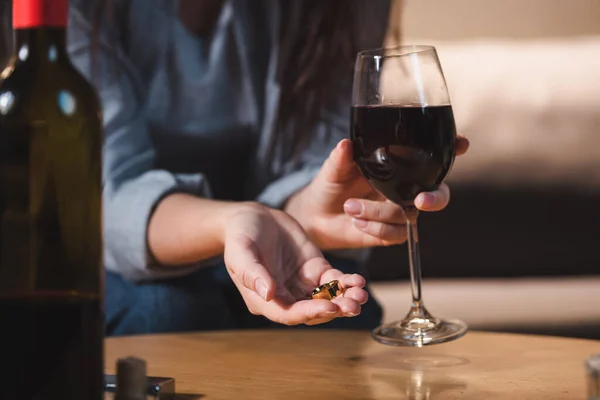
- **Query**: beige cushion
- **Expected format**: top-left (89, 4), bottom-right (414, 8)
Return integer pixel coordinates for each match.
top-left (398, 0), bottom-right (600, 41)
top-left (378, 36), bottom-right (600, 188)
top-left (432, 37), bottom-right (600, 188)
top-left (371, 276), bottom-right (600, 329)
top-left (383, 0), bottom-right (600, 188)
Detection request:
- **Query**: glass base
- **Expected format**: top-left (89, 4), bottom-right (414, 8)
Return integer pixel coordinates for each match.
top-left (371, 305), bottom-right (468, 347)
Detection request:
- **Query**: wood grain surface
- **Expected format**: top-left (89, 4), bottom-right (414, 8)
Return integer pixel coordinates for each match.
top-left (105, 330), bottom-right (600, 399)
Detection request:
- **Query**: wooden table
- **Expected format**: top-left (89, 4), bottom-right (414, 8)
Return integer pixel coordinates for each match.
top-left (105, 330), bottom-right (599, 399)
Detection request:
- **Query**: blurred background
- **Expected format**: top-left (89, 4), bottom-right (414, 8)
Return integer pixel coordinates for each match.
top-left (370, 0), bottom-right (600, 339)
top-left (0, 0), bottom-right (10, 66)
top-left (0, 0), bottom-right (598, 339)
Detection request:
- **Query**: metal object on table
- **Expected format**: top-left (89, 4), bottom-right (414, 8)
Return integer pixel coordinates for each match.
top-left (104, 356), bottom-right (175, 399)
top-left (587, 354), bottom-right (600, 400)
top-left (116, 357), bottom-right (147, 400)
top-left (311, 280), bottom-right (344, 300)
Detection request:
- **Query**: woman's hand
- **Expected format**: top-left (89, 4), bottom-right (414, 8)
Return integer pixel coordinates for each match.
top-left (285, 137), bottom-right (470, 250)
top-left (223, 203), bottom-right (368, 326)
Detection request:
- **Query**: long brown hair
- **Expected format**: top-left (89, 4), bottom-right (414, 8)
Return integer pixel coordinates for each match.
top-left (277, 1), bottom-right (404, 162)
top-left (275, 1), bottom-right (360, 160)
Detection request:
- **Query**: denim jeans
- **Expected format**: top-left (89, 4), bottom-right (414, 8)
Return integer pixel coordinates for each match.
top-left (105, 257), bottom-right (383, 336)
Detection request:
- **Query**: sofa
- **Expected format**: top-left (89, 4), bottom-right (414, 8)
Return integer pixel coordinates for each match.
top-left (368, 0), bottom-right (600, 339)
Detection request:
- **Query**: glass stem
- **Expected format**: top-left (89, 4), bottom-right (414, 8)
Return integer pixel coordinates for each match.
top-left (404, 206), bottom-right (427, 320)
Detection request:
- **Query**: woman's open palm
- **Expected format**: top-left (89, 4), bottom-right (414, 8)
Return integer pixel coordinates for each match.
top-left (223, 203), bottom-right (368, 326)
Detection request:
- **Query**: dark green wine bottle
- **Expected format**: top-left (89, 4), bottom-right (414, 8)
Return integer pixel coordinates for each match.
top-left (0, 0), bottom-right (104, 399)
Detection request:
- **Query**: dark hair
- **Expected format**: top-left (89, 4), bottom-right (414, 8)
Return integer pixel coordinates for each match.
top-left (275, 1), bottom-right (361, 160)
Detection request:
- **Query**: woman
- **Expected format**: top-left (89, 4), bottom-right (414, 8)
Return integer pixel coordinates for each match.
top-left (66, 0), bottom-right (469, 334)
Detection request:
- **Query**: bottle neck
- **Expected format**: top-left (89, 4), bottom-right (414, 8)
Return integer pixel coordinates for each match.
top-left (12, 0), bottom-right (69, 62)
top-left (13, 28), bottom-right (67, 64)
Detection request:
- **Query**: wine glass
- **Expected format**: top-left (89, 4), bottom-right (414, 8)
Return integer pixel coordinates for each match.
top-left (351, 45), bottom-right (467, 347)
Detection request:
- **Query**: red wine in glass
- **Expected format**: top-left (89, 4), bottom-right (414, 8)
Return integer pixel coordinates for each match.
top-left (351, 45), bottom-right (467, 347)
top-left (351, 104), bottom-right (456, 207)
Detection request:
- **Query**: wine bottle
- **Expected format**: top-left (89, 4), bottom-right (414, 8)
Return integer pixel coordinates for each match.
top-left (0, 0), bottom-right (104, 399)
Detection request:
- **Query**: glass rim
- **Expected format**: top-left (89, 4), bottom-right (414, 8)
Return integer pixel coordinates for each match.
top-left (357, 45), bottom-right (437, 58)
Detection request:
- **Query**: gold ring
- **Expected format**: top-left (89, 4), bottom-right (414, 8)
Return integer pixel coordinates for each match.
top-left (311, 280), bottom-right (343, 300)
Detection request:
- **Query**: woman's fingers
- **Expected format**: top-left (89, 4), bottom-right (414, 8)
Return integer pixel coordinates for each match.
top-left (344, 197), bottom-right (407, 244)
top-left (344, 198), bottom-right (405, 223)
top-left (313, 270), bottom-right (367, 317)
top-left (316, 139), bottom-right (361, 186)
top-left (224, 238), bottom-right (277, 301)
top-left (344, 181), bottom-right (451, 221)
top-left (316, 271), bottom-right (368, 305)
top-left (261, 272), bottom-right (369, 326)
top-left (342, 286), bottom-right (369, 305)
top-left (343, 184), bottom-right (451, 244)
top-left (268, 298), bottom-right (339, 326)
top-left (304, 298), bottom-right (363, 325)
top-left (332, 296), bottom-right (361, 316)
top-left (352, 218), bottom-right (407, 245)
top-left (414, 183), bottom-right (450, 211)
top-left (304, 316), bottom-right (337, 326)
top-left (456, 135), bottom-right (469, 156)
top-left (275, 295), bottom-right (363, 326)
top-left (320, 270), bottom-right (365, 289)
top-left (415, 136), bottom-right (466, 211)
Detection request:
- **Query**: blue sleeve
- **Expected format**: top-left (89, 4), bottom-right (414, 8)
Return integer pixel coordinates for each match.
top-left (67, 1), bottom-right (212, 282)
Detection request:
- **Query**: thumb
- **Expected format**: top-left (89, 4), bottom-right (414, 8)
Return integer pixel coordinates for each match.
top-left (225, 244), bottom-right (276, 301)
top-left (318, 139), bottom-right (360, 185)
top-left (242, 261), bottom-right (276, 301)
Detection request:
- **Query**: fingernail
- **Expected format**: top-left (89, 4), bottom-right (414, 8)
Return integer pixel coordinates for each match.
top-left (353, 218), bottom-right (368, 229)
top-left (319, 310), bottom-right (337, 318)
top-left (344, 200), bottom-right (362, 215)
top-left (348, 312), bottom-right (360, 317)
top-left (256, 279), bottom-right (268, 301)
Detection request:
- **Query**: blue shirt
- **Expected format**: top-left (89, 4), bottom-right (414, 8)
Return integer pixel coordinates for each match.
top-left (67, 0), bottom-right (391, 281)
